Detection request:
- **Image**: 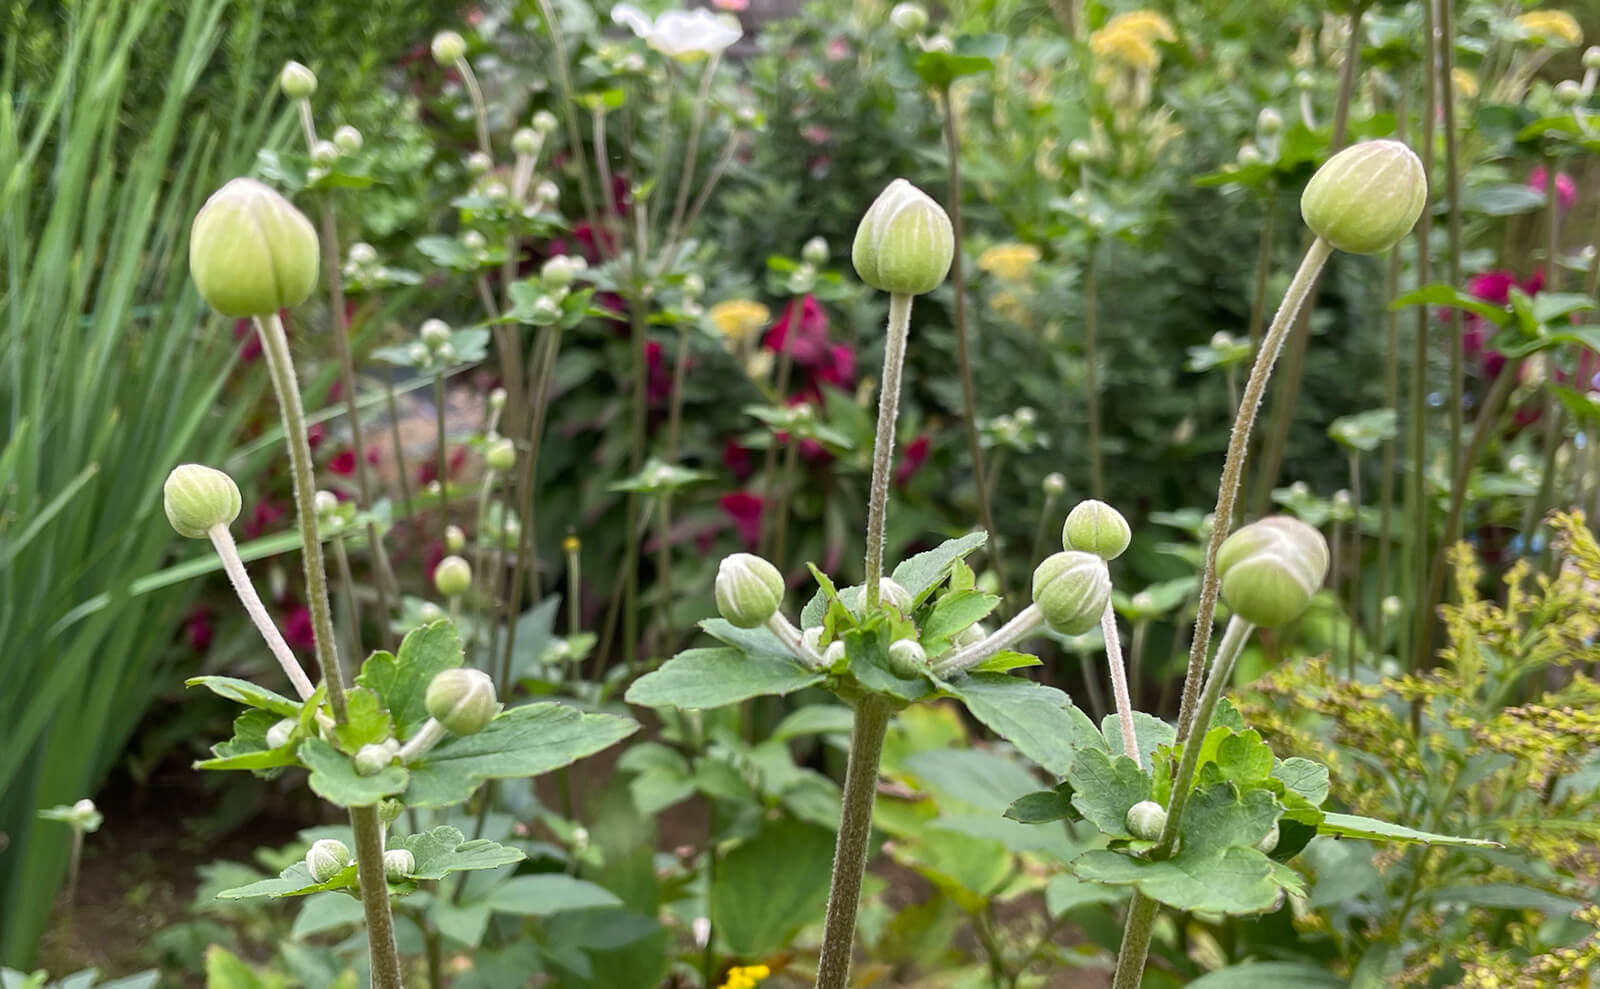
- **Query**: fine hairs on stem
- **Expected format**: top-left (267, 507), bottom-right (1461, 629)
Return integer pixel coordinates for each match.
top-left (862, 293), bottom-right (914, 611)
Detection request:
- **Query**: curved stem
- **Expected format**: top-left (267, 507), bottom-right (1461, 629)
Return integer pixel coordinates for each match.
top-left (207, 524), bottom-right (315, 700)
top-left (864, 294), bottom-right (914, 611)
top-left (764, 612), bottom-right (826, 670)
top-left (1100, 602), bottom-right (1139, 767)
top-left (933, 605), bottom-right (1043, 678)
top-left (455, 57), bottom-right (492, 156)
top-left (814, 696), bottom-right (891, 989)
top-left (1173, 239), bottom-right (1333, 742)
top-left (397, 717), bottom-right (447, 763)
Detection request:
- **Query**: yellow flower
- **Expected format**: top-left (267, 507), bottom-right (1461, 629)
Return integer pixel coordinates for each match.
top-left (1516, 9), bottom-right (1583, 47)
top-left (976, 243), bottom-right (1041, 281)
top-left (718, 964), bottom-right (772, 989)
top-left (708, 299), bottom-right (771, 346)
top-left (1090, 24), bottom-right (1160, 72)
top-left (1451, 67), bottom-right (1479, 101)
top-left (1104, 10), bottom-right (1176, 44)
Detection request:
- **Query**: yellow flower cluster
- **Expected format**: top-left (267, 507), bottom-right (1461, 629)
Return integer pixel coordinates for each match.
top-left (976, 243), bottom-right (1041, 281)
top-left (1516, 9), bottom-right (1583, 47)
top-left (718, 964), bottom-right (771, 989)
top-left (1088, 10), bottom-right (1176, 72)
top-left (1451, 67), bottom-right (1478, 101)
top-left (709, 299), bottom-right (771, 346)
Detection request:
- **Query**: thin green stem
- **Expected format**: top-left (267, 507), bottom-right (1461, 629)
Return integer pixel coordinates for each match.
top-left (1174, 239), bottom-right (1334, 742)
top-left (1377, 202), bottom-right (1403, 659)
top-left (773, 434), bottom-right (800, 569)
top-left (666, 325), bottom-right (691, 463)
top-left (657, 492), bottom-right (674, 657)
top-left (1030, 492), bottom-right (1059, 568)
top-left (864, 294), bottom-right (914, 611)
top-left (534, 0), bottom-right (599, 231)
top-left (383, 371), bottom-right (416, 523)
top-left (758, 348), bottom-right (796, 557)
top-left (500, 324), bottom-right (563, 679)
top-left (1407, 0), bottom-right (1439, 671)
top-left (934, 605), bottom-right (1043, 679)
top-left (1348, 451), bottom-right (1363, 672)
top-left (566, 534), bottom-right (581, 638)
top-left (1110, 895), bottom-right (1161, 989)
top-left (1082, 238), bottom-right (1105, 500)
top-left (1100, 602), bottom-right (1139, 767)
top-left (433, 371), bottom-right (449, 540)
top-left (455, 56), bottom-right (492, 156)
top-left (1246, 194), bottom-right (1277, 355)
top-left (1438, 0), bottom-right (1466, 507)
top-left (814, 696), bottom-right (891, 989)
top-left (207, 524), bottom-right (315, 700)
top-left (660, 56), bottom-right (719, 267)
top-left (332, 534), bottom-right (363, 672)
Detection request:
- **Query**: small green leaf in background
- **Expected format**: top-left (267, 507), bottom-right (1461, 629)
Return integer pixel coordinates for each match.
top-left (1317, 812), bottom-right (1501, 848)
top-left (891, 531), bottom-right (988, 602)
top-left (912, 33), bottom-right (1007, 88)
top-left (356, 620), bottom-right (463, 739)
top-left (711, 816), bottom-right (836, 957)
top-left (1273, 757), bottom-right (1331, 806)
top-left (185, 676), bottom-right (301, 717)
top-left (625, 647), bottom-right (821, 709)
top-left (485, 874), bottom-right (621, 916)
top-left (195, 710), bottom-right (299, 773)
top-left (204, 945), bottom-right (289, 989)
top-left (1186, 962), bottom-right (1345, 988)
top-left (1004, 785), bottom-right (1074, 825)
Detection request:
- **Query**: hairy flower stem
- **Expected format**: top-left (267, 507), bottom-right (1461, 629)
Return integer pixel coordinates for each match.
top-left (332, 533), bottom-right (363, 672)
top-left (938, 86), bottom-right (1007, 595)
top-left (758, 348), bottom-right (796, 556)
top-left (933, 605), bottom-right (1043, 678)
top-left (1100, 603), bottom-right (1139, 767)
top-left (1174, 239), bottom-right (1333, 742)
top-left (534, 0), bottom-right (599, 230)
top-left (253, 313), bottom-right (402, 989)
top-left (1111, 615), bottom-right (1254, 989)
top-left (501, 324), bottom-right (563, 675)
top-left (454, 56), bottom-right (492, 157)
top-left (657, 493), bottom-right (674, 656)
top-left (814, 695), bottom-right (891, 989)
top-left (208, 524), bottom-right (316, 700)
top-left (864, 294), bottom-right (914, 611)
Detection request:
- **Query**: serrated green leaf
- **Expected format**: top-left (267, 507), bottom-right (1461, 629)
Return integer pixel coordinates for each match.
top-left (1103, 712), bottom-right (1174, 768)
top-left (405, 703), bottom-right (638, 807)
top-left (300, 738), bottom-right (409, 807)
top-left (185, 676), bottom-right (301, 717)
top-left (1070, 845), bottom-right (1282, 914)
top-left (195, 709), bottom-right (298, 772)
top-left (391, 826), bottom-right (525, 879)
top-left (891, 531), bottom-right (988, 601)
top-left (920, 590), bottom-right (1000, 645)
top-left (1004, 786), bottom-right (1075, 825)
top-left (1274, 758), bottom-right (1331, 806)
top-left (1215, 730), bottom-right (1275, 787)
top-left (625, 647), bottom-right (821, 709)
top-left (952, 674), bottom-right (1100, 775)
top-left (1067, 748), bottom-right (1151, 836)
top-left (356, 621), bottom-right (463, 739)
top-left (331, 687), bottom-right (393, 754)
top-left (485, 874), bottom-right (621, 916)
top-left (711, 816), bottom-right (835, 956)
top-left (1319, 812), bottom-right (1501, 848)
top-left (966, 649), bottom-right (1041, 673)
top-left (216, 861), bottom-right (356, 900)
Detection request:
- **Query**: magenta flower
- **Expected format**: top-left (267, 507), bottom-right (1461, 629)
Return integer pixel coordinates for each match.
top-left (895, 435), bottom-right (931, 487)
top-left (720, 492), bottom-right (764, 548)
top-left (282, 605), bottom-right (316, 652)
top-left (1529, 165), bottom-right (1577, 212)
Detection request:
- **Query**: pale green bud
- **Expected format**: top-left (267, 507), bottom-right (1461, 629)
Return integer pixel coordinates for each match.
top-left (383, 848), bottom-right (415, 881)
top-left (535, 180), bottom-right (561, 205)
top-left (889, 2), bottom-right (928, 36)
top-left (824, 640), bottom-right (847, 669)
top-left (466, 151), bottom-right (492, 176)
top-left (425, 667), bottom-right (501, 735)
top-left (532, 109), bottom-right (559, 134)
top-left (420, 318), bottom-right (452, 348)
top-left (1554, 80), bottom-right (1583, 106)
top-left (1032, 551), bottom-right (1111, 636)
top-left (1237, 143), bottom-right (1264, 167)
top-left (1042, 472), bottom-right (1067, 497)
top-left (310, 140), bottom-right (338, 167)
top-left (1257, 107), bottom-right (1283, 135)
top-left (1256, 821), bottom-right (1280, 854)
top-left (445, 525), bottom-right (466, 552)
top-left (1062, 499), bottom-right (1131, 561)
top-left (802, 236), bottom-right (829, 265)
top-left (1216, 516), bottom-right (1330, 627)
top-left (432, 30), bottom-right (467, 65)
top-left (434, 555), bottom-right (472, 598)
top-left (682, 273), bottom-right (705, 299)
top-left (485, 436), bottom-right (516, 471)
top-left (542, 255), bottom-right (578, 289)
top-left (511, 127), bottom-right (540, 156)
top-left (189, 178), bottom-right (319, 317)
top-left (714, 553), bottom-right (785, 628)
top-left (333, 125), bottom-right (363, 153)
top-left (1293, 70), bottom-right (1315, 91)
top-left (878, 578), bottom-right (914, 614)
top-left (163, 464), bottom-right (242, 538)
top-left (1066, 139), bottom-right (1095, 164)
top-left (279, 61), bottom-right (317, 100)
top-left (349, 242), bottom-right (378, 266)
top-left (887, 639), bottom-right (927, 677)
top-left (265, 718), bottom-right (297, 750)
top-left (306, 839), bottom-right (351, 883)
top-left (1300, 139), bottom-right (1428, 255)
top-left (489, 387), bottom-right (507, 411)
top-left (1586, 46), bottom-right (1600, 71)
top-left (1381, 595), bottom-right (1402, 618)
top-left (354, 743), bottom-right (393, 776)
top-left (1126, 800), bottom-right (1166, 840)
top-left (314, 490), bottom-right (339, 520)
top-left (532, 296), bottom-right (562, 323)
top-left (851, 178), bottom-right (955, 296)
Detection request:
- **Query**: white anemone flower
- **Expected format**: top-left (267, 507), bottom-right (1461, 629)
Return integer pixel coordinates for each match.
top-left (611, 4), bottom-right (742, 61)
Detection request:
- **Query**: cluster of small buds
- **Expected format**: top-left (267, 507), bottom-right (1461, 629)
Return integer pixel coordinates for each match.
top-left (889, 2), bottom-right (928, 37)
top-left (983, 407), bottom-right (1041, 452)
top-left (413, 317), bottom-right (457, 368)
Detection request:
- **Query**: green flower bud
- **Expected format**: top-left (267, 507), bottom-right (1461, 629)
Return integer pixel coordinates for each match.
top-left (1381, 595), bottom-right (1402, 618)
top-left (1066, 139), bottom-right (1095, 165)
top-left (1032, 551), bottom-right (1111, 636)
top-left (1257, 107), bottom-right (1283, 136)
top-left (420, 318), bottom-right (451, 348)
top-left (1586, 46), bottom-right (1600, 71)
top-left (887, 639), bottom-right (928, 677)
top-left (532, 110), bottom-right (559, 134)
top-left (1216, 516), bottom-right (1330, 627)
top-left (1293, 70), bottom-right (1315, 91)
top-left (383, 848), bottom-right (415, 881)
top-left (466, 151), bottom-right (492, 176)
top-left (851, 178), bottom-right (954, 296)
top-left (314, 490), bottom-right (339, 521)
top-left (349, 242), bottom-right (377, 267)
top-left (1300, 139), bottom-right (1427, 255)
top-left (311, 140), bottom-right (339, 166)
top-left (489, 388), bottom-right (508, 411)
top-left (279, 61), bottom-right (317, 100)
top-left (1042, 472), bottom-right (1067, 497)
top-left (682, 273), bottom-right (705, 299)
top-left (163, 464), bottom-right (242, 538)
top-left (1062, 499), bottom-right (1131, 561)
top-left (445, 525), bottom-right (466, 553)
top-left (189, 178), bottom-right (319, 317)
top-left (1554, 79), bottom-right (1583, 106)
top-left (802, 626), bottom-right (824, 654)
top-left (801, 236), bottom-right (829, 265)
top-left (435, 341), bottom-right (457, 364)
top-left (419, 602), bottom-right (445, 622)
top-left (714, 553), bottom-right (785, 628)
top-left (953, 622), bottom-right (987, 647)
top-left (889, 2), bottom-right (928, 36)
top-left (877, 578), bottom-right (914, 614)
top-left (1126, 800), bottom-right (1166, 840)
top-left (511, 127), bottom-right (540, 156)
top-left (333, 125), bottom-right (363, 153)
top-left (408, 342), bottom-right (430, 366)
top-left (485, 436), bottom-right (516, 471)
top-left (425, 667), bottom-right (501, 735)
top-left (354, 743), bottom-right (393, 776)
top-left (1237, 143), bottom-right (1264, 167)
top-left (265, 718), bottom-right (297, 750)
top-left (432, 30), bottom-right (467, 65)
top-left (1256, 821), bottom-right (1280, 854)
top-left (434, 555), bottom-right (472, 598)
top-left (824, 640), bottom-right (847, 669)
top-left (306, 838), bottom-right (351, 883)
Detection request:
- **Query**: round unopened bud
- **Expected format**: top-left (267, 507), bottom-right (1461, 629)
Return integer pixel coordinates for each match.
top-left (489, 387), bottom-right (507, 411)
top-left (878, 578), bottom-right (914, 614)
top-left (419, 602), bottom-right (445, 621)
top-left (434, 555), bottom-right (472, 597)
top-left (802, 627), bottom-right (824, 655)
top-left (432, 30), bottom-right (467, 65)
top-left (1257, 108), bottom-right (1283, 135)
top-left (801, 236), bottom-right (829, 265)
top-left (485, 436), bottom-right (516, 471)
top-left (349, 242), bottom-right (378, 267)
top-left (445, 525), bottom-right (466, 552)
top-left (532, 109), bottom-right (559, 134)
top-left (355, 743), bottom-right (393, 776)
top-left (408, 342), bottom-right (430, 365)
top-left (890, 2), bottom-right (928, 36)
top-left (1032, 551), bottom-right (1111, 636)
top-left (306, 839), bottom-right (351, 883)
top-left (1237, 143), bottom-right (1264, 167)
top-left (681, 273), bottom-right (706, 300)
top-left (851, 178), bottom-right (955, 296)
top-left (1554, 79), bottom-right (1583, 106)
top-left (163, 464), bottom-right (242, 538)
top-left (465, 151), bottom-right (492, 176)
top-left (1216, 516), bottom-right (1330, 627)
top-left (435, 341), bottom-right (457, 363)
top-left (511, 127), bottom-right (540, 156)
top-left (887, 639), bottom-right (928, 678)
top-left (189, 178), bottom-right (319, 317)
top-left (71, 798), bottom-right (98, 821)
top-left (420, 318), bottom-right (451, 348)
top-left (1381, 595), bottom-right (1402, 618)
top-left (383, 848), bottom-right (415, 881)
top-left (425, 667), bottom-right (501, 735)
top-left (1126, 800), bottom-right (1167, 840)
top-left (1042, 472), bottom-right (1067, 497)
top-left (1067, 139), bottom-right (1095, 164)
top-left (311, 140), bottom-right (339, 167)
top-left (535, 180), bottom-right (561, 205)
top-left (314, 490), bottom-right (339, 519)
top-left (714, 553), bottom-right (785, 628)
top-left (1293, 70), bottom-right (1315, 91)
top-left (265, 718), bottom-right (297, 750)
top-left (279, 61), bottom-right (317, 100)
top-left (824, 640), bottom-right (847, 668)
top-left (542, 255), bottom-right (578, 289)
top-left (333, 125), bottom-right (363, 153)
top-left (1586, 46), bottom-right (1600, 71)
top-left (1300, 139), bottom-right (1428, 255)
top-left (531, 296), bottom-right (562, 323)
top-left (1256, 821), bottom-right (1280, 854)
top-left (1062, 500), bottom-right (1131, 561)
